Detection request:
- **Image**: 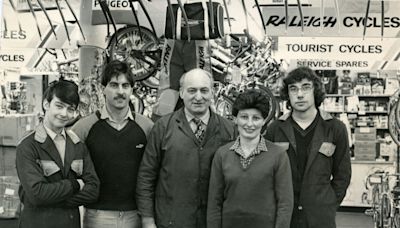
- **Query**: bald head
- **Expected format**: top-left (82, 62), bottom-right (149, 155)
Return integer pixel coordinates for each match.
top-left (179, 68), bottom-right (214, 118)
top-left (179, 68), bottom-right (214, 89)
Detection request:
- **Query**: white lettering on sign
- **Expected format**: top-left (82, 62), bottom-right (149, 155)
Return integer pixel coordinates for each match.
top-left (93, 0), bottom-right (137, 10)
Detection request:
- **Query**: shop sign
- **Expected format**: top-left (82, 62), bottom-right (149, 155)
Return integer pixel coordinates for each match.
top-left (274, 37), bottom-right (400, 70)
top-left (92, 0), bottom-right (137, 11)
top-left (260, 0), bottom-right (400, 37)
top-left (0, 49), bottom-right (32, 68)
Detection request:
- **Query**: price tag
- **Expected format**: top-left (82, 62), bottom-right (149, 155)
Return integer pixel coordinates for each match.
top-left (5, 188), bottom-right (15, 196)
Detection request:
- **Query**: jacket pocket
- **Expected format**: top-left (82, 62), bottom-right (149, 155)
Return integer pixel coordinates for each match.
top-left (71, 159), bottom-right (83, 176)
top-left (39, 160), bottom-right (61, 176)
top-left (318, 142), bottom-right (336, 157)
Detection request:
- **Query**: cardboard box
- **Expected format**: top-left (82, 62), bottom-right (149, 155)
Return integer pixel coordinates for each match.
top-left (354, 141), bottom-right (376, 161)
top-left (0, 176), bottom-right (20, 218)
top-left (0, 114), bottom-right (36, 146)
top-left (354, 127), bottom-right (377, 141)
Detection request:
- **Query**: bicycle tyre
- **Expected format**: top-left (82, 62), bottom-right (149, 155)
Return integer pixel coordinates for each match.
top-left (393, 209), bottom-right (400, 228)
top-left (382, 194), bottom-right (391, 225)
top-left (108, 26), bottom-right (160, 81)
top-left (389, 102), bottom-right (400, 146)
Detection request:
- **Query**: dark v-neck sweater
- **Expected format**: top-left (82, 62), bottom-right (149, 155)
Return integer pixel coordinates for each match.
top-left (85, 119), bottom-right (147, 210)
top-left (291, 113), bottom-right (320, 183)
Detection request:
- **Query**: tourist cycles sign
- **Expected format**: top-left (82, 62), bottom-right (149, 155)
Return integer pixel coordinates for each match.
top-left (259, 0), bottom-right (400, 38)
top-left (273, 37), bottom-right (400, 70)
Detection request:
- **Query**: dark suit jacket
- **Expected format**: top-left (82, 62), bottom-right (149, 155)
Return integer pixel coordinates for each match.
top-left (137, 108), bottom-right (237, 228)
top-left (16, 124), bottom-right (99, 228)
top-left (265, 110), bottom-right (351, 228)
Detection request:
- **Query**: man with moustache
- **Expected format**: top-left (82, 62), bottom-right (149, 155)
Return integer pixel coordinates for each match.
top-left (72, 60), bottom-right (153, 228)
top-left (265, 66), bottom-right (351, 228)
top-left (136, 68), bottom-right (237, 228)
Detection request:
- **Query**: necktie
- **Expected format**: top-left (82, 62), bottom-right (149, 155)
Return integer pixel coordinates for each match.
top-left (193, 118), bottom-right (205, 142)
top-left (54, 134), bottom-right (66, 165)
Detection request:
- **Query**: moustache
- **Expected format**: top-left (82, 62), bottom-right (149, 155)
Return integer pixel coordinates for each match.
top-left (114, 95), bottom-right (126, 100)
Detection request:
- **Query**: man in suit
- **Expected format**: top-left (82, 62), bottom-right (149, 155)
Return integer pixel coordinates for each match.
top-left (137, 68), bottom-right (237, 228)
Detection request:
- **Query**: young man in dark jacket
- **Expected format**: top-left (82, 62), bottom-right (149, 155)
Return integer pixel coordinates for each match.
top-left (72, 60), bottom-right (153, 228)
top-left (137, 68), bottom-right (237, 228)
top-left (265, 66), bottom-right (351, 228)
top-left (16, 80), bottom-right (99, 228)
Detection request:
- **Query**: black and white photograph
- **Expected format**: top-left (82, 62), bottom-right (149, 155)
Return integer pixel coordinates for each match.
top-left (1, 0), bottom-right (400, 228)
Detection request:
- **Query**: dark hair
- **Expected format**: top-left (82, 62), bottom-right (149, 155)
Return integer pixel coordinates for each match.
top-left (101, 60), bottom-right (134, 87)
top-left (232, 89), bottom-right (270, 119)
top-left (280, 66), bottom-right (325, 107)
top-left (43, 80), bottom-right (80, 108)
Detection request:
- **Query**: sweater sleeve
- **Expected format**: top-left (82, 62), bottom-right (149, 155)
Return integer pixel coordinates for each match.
top-left (274, 150), bottom-right (294, 228)
top-left (65, 144), bottom-right (100, 207)
top-left (207, 148), bottom-right (225, 228)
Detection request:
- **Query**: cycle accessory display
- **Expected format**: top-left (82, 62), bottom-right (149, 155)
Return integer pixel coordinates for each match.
top-left (165, 1), bottom-right (224, 40)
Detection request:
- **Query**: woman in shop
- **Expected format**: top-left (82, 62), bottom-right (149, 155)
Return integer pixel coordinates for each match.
top-left (207, 89), bottom-right (293, 228)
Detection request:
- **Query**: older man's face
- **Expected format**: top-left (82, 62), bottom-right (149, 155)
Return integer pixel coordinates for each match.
top-left (180, 72), bottom-right (213, 117)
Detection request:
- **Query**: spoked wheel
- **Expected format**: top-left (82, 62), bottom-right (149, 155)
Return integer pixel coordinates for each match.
top-left (108, 26), bottom-right (161, 81)
top-left (393, 210), bottom-right (400, 228)
top-left (389, 102), bottom-right (400, 147)
top-left (382, 194), bottom-right (391, 227)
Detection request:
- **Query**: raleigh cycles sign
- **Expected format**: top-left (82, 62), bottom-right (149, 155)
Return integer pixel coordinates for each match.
top-left (260, 0), bottom-right (400, 38)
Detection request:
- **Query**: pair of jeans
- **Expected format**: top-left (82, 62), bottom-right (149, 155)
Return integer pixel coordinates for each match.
top-left (83, 208), bottom-right (141, 228)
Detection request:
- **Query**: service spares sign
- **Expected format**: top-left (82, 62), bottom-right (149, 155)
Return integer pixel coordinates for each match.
top-left (273, 37), bottom-right (400, 70)
top-left (259, 0), bottom-right (400, 38)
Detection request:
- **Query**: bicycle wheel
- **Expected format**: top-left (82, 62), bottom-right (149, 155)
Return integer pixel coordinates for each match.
top-left (389, 102), bottom-right (400, 146)
top-left (108, 26), bottom-right (161, 81)
top-left (382, 194), bottom-right (391, 225)
top-left (393, 208), bottom-right (400, 228)
top-left (141, 71), bottom-right (160, 89)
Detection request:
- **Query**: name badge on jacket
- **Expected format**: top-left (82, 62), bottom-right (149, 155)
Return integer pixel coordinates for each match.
top-left (319, 142), bottom-right (336, 157)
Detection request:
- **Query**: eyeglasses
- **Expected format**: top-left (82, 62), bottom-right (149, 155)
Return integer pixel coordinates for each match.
top-left (288, 84), bottom-right (314, 94)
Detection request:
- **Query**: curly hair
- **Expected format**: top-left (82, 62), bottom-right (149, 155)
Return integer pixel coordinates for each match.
top-left (101, 60), bottom-right (135, 87)
top-left (280, 66), bottom-right (325, 107)
top-left (232, 89), bottom-right (270, 119)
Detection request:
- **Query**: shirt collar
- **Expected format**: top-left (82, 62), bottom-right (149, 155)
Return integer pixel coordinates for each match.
top-left (184, 108), bottom-right (210, 125)
top-left (230, 136), bottom-right (268, 154)
top-left (43, 125), bottom-right (66, 141)
top-left (100, 105), bottom-right (134, 122)
top-left (278, 108), bottom-right (332, 121)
